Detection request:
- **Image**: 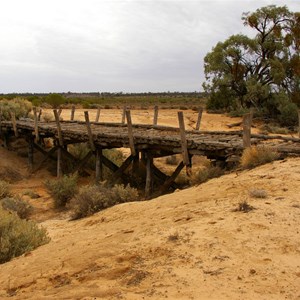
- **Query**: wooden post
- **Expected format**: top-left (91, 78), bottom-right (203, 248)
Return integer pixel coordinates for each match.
top-left (298, 110), bottom-right (300, 138)
top-left (121, 106), bottom-right (126, 124)
top-left (125, 110), bottom-right (136, 156)
top-left (84, 111), bottom-right (96, 151)
top-left (195, 107), bottom-right (203, 131)
top-left (28, 137), bottom-right (34, 172)
top-left (53, 110), bottom-right (64, 147)
top-left (153, 105), bottom-right (158, 125)
top-left (38, 108), bottom-right (42, 121)
top-left (0, 109), bottom-right (2, 135)
top-left (177, 111), bottom-right (191, 175)
top-left (95, 148), bottom-right (103, 183)
top-left (33, 107), bottom-right (39, 143)
top-left (95, 107), bottom-right (101, 123)
top-left (57, 147), bottom-right (62, 178)
top-left (58, 108), bottom-right (62, 117)
top-left (71, 105), bottom-right (75, 121)
top-left (145, 152), bottom-right (153, 199)
top-left (243, 113), bottom-right (251, 148)
top-left (11, 112), bottom-right (18, 137)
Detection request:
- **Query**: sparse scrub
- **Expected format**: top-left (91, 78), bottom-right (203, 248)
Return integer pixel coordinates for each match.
top-left (0, 98), bottom-right (32, 120)
top-left (0, 197), bottom-right (32, 219)
top-left (249, 189), bottom-right (268, 199)
top-left (42, 112), bottom-right (54, 122)
top-left (165, 155), bottom-right (179, 166)
top-left (23, 190), bottom-right (40, 199)
top-left (0, 180), bottom-right (11, 199)
top-left (70, 183), bottom-right (139, 220)
top-left (0, 167), bottom-right (23, 183)
top-left (0, 207), bottom-right (50, 264)
top-left (45, 174), bottom-right (78, 208)
top-left (241, 146), bottom-right (279, 169)
top-left (191, 166), bottom-right (224, 185)
top-left (234, 201), bottom-right (255, 213)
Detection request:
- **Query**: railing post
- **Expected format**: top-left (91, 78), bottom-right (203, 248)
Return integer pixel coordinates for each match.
top-left (243, 113), bottom-right (251, 148)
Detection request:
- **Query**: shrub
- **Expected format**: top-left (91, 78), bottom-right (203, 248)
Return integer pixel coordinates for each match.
top-left (70, 184), bottom-right (139, 220)
top-left (241, 146), bottom-right (279, 169)
top-left (45, 94), bottom-right (65, 108)
top-left (249, 189), bottom-right (268, 199)
top-left (191, 166), bottom-right (224, 185)
top-left (42, 112), bottom-right (54, 122)
top-left (234, 201), bottom-right (255, 213)
top-left (165, 155), bottom-right (179, 166)
top-left (0, 180), bottom-right (11, 199)
top-left (45, 174), bottom-right (78, 208)
top-left (0, 197), bottom-right (32, 219)
top-left (0, 98), bottom-right (32, 120)
top-left (0, 207), bottom-right (50, 264)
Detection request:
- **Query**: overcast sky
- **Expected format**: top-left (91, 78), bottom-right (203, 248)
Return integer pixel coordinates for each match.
top-left (0, 0), bottom-right (299, 93)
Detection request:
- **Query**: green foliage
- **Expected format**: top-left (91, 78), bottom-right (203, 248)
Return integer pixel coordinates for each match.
top-left (70, 184), bottom-right (139, 219)
top-left (0, 207), bottom-right (50, 264)
top-left (203, 5), bottom-right (299, 121)
top-left (0, 98), bottom-right (32, 120)
top-left (0, 180), bottom-right (11, 199)
top-left (45, 174), bottom-right (78, 208)
top-left (45, 93), bottom-right (65, 108)
top-left (0, 197), bottom-right (32, 219)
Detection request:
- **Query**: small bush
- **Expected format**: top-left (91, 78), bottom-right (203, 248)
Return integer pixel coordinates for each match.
top-left (70, 184), bottom-right (139, 220)
top-left (249, 189), bottom-right (268, 199)
top-left (191, 166), bottom-right (224, 185)
top-left (1, 197), bottom-right (32, 219)
top-left (0, 98), bottom-right (32, 120)
top-left (42, 112), bottom-right (54, 122)
top-left (45, 174), bottom-right (78, 208)
top-left (165, 155), bottom-right (179, 166)
top-left (234, 201), bottom-right (255, 213)
top-left (0, 207), bottom-right (50, 264)
top-left (241, 146), bottom-right (279, 169)
top-left (0, 180), bottom-right (11, 199)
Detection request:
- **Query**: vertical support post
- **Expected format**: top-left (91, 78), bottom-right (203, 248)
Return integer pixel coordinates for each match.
top-left (38, 108), bottom-right (42, 121)
top-left (178, 111), bottom-right (191, 176)
top-left (53, 109), bottom-right (64, 178)
top-left (11, 112), bottom-right (18, 137)
top-left (0, 109), bottom-right (2, 135)
top-left (132, 151), bottom-right (139, 175)
top-left (71, 105), bottom-right (75, 121)
top-left (95, 107), bottom-right (101, 123)
top-left (145, 152), bottom-right (153, 199)
top-left (28, 137), bottom-right (34, 172)
top-left (298, 110), bottom-right (300, 138)
top-left (84, 111), bottom-right (96, 151)
top-left (243, 113), bottom-right (251, 148)
top-left (121, 106), bottom-right (126, 124)
top-left (95, 148), bottom-right (103, 183)
top-left (195, 107), bottom-right (203, 131)
top-left (33, 107), bottom-right (39, 143)
top-left (125, 110), bottom-right (136, 156)
top-left (153, 105), bottom-right (158, 125)
top-left (58, 108), bottom-right (62, 117)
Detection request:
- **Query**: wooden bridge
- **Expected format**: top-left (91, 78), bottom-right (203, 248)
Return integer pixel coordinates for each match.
top-left (1, 107), bottom-right (300, 197)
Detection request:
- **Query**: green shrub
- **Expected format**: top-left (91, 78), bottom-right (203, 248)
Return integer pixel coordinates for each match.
top-left (0, 98), bottom-right (32, 120)
top-left (241, 146), bottom-right (279, 169)
top-left (278, 102), bottom-right (298, 127)
top-left (0, 180), bottom-right (11, 199)
top-left (70, 184), bottom-right (139, 220)
top-left (191, 166), bottom-right (224, 185)
top-left (45, 94), bottom-right (65, 108)
top-left (0, 197), bottom-right (32, 219)
top-left (45, 174), bottom-right (78, 208)
top-left (0, 207), bottom-right (50, 264)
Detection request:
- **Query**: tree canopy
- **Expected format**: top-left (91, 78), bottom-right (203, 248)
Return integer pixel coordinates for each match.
top-left (203, 5), bottom-right (300, 125)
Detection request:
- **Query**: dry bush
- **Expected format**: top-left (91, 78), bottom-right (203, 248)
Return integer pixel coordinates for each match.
top-left (1, 197), bottom-right (32, 219)
top-left (42, 112), bottom-right (54, 122)
top-left (241, 146), bottom-right (279, 169)
top-left (0, 207), bottom-right (50, 264)
top-left (45, 174), bottom-right (78, 208)
top-left (0, 98), bottom-right (32, 120)
top-left (0, 167), bottom-right (23, 183)
top-left (70, 183), bottom-right (139, 220)
top-left (191, 166), bottom-right (224, 185)
top-left (0, 180), bottom-right (11, 199)
top-left (249, 189), bottom-right (268, 199)
top-left (233, 201), bottom-right (255, 213)
top-left (165, 155), bottom-right (179, 166)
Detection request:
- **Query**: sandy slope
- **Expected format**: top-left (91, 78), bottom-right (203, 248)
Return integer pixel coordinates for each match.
top-left (0, 154), bottom-right (300, 299)
top-left (0, 110), bottom-right (299, 299)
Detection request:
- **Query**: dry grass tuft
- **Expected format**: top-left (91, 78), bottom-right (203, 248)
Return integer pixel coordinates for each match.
top-left (241, 146), bottom-right (279, 169)
top-left (249, 189), bottom-right (268, 199)
top-left (190, 166), bottom-right (224, 185)
top-left (0, 180), bottom-right (11, 199)
top-left (0, 197), bottom-right (32, 219)
top-left (234, 201), bottom-right (255, 213)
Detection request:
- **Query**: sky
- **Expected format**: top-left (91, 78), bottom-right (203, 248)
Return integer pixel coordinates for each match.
top-left (0, 0), bottom-right (299, 93)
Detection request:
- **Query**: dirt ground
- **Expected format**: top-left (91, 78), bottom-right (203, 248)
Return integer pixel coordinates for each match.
top-left (0, 110), bottom-right (299, 300)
